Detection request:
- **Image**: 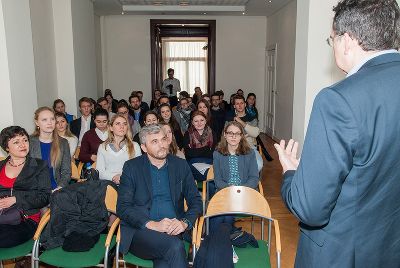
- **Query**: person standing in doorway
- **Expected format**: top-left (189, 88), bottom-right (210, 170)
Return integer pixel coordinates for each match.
top-left (162, 68), bottom-right (181, 107)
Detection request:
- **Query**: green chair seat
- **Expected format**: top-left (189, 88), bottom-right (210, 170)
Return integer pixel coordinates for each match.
top-left (0, 239), bottom-right (33, 261)
top-left (234, 240), bottom-right (271, 268)
top-left (123, 241), bottom-right (190, 268)
top-left (39, 234), bottom-right (115, 268)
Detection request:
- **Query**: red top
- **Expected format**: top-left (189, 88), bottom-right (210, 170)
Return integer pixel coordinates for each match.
top-left (0, 165), bottom-right (40, 223)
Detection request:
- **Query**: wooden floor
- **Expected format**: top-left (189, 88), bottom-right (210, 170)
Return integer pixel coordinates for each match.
top-left (4, 134), bottom-right (299, 268)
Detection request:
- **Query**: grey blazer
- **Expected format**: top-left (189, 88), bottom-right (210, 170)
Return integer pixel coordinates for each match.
top-left (29, 135), bottom-right (71, 187)
top-left (212, 149), bottom-right (259, 190)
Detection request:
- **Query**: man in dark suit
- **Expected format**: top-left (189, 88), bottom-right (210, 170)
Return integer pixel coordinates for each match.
top-left (117, 124), bottom-right (202, 267)
top-left (274, 1), bottom-right (400, 267)
top-left (69, 97), bottom-right (95, 146)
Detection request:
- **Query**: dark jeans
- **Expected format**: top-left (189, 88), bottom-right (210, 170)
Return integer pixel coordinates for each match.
top-left (0, 219), bottom-right (37, 248)
top-left (129, 228), bottom-right (187, 268)
top-left (188, 158), bottom-right (212, 182)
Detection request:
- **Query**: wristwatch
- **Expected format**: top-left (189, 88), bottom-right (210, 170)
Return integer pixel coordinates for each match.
top-left (180, 218), bottom-right (192, 230)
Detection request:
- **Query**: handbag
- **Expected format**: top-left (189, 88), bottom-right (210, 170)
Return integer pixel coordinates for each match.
top-left (0, 189), bottom-right (24, 225)
top-left (82, 168), bottom-right (99, 181)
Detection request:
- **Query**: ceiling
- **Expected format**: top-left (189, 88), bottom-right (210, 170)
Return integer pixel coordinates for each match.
top-left (93, 0), bottom-right (294, 17)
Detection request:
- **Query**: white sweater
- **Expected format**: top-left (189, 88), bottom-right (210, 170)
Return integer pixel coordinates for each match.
top-left (96, 142), bottom-right (141, 181)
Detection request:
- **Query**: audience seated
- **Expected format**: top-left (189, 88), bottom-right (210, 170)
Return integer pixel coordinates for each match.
top-left (133, 110), bottom-right (159, 146)
top-left (216, 90), bottom-right (228, 111)
top-left (97, 96), bottom-right (116, 119)
top-left (30, 107), bottom-right (71, 190)
top-left (246, 93), bottom-right (258, 121)
top-left (150, 89), bottom-right (161, 110)
top-left (210, 121), bottom-right (259, 232)
top-left (210, 93), bottom-right (226, 139)
top-left (175, 98), bottom-right (192, 133)
top-left (236, 89), bottom-right (244, 96)
top-left (78, 108), bottom-right (109, 164)
top-left (201, 94), bottom-right (210, 103)
top-left (159, 122), bottom-right (185, 159)
top-left (226, 95), bottom-right (263, 171)
top-left (197, 99), bottom-right (211, 124)
top-left (129, 94), bottom-right (147, 127)
top-left (117, 102), bottom-right (140, 137)
top-left (97, 115), bottom-right (141, 184)
top-left (70, 97), bottom-right (96, 146)
top-left (53, 99), bottom-right (75, 124)
top-left (55, 112), bottom-right (78, 159)
top-left (136, 90), bottom-right (150, 112)
top-left (158, 103), bottom-right (184, 149)
top-left (104, 89), bottom-right (118, 113)
top-left (116, 124), bottom-right (202, 267)
top-left (183, 111), bottom-right (217, 182)
top-left (192, 86), bottom-right (203, 105)
top-left (0, 126), bottom-right (51, 248)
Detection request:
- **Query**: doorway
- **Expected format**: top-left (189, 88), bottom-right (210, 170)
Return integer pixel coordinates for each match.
top-left (265, 44), bottom-right (277, 137)
top-left (150, 20), bottom-right (216, 96)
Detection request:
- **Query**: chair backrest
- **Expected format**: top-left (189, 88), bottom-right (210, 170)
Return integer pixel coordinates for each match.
top-left (105, 185), bottom-right (118, 214)
top-left (73, 147), bottom-right (80, 160)
top-left (205, 186), bottom-right (272, 219)
top-left (71, 161), bottom-right (80, 180)
top-left (91, 161), bottom-right (97, 169)
top-left (0, 156), bottom-right (6, 161)
top-left (206, 165), bottom-right (214, 180)
top-left (258, 181), bottom-right (264, 196)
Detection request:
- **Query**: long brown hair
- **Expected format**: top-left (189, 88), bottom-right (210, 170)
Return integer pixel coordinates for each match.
top-left (197, 99), bottom-right (211, 123)
top-left (216, 121), bottom-right (251, 156)
top-left (33, 107), bottom-right (61, 167)
top-left (159, 122), bottom-right (178, 155)
top-left (54, 112), bottom-right (74, 138)
top-left (104, 114), bottom-right (135, 159)
top-left (158, 104), bottom-right (180, 132)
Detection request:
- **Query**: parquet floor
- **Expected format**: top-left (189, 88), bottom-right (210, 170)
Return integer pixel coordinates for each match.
top-left (4, 133), bottom-right (299, 268)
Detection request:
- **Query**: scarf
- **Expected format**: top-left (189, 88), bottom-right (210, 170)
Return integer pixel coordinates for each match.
top-left (177, 107), bottom-right (191, 130)
top-left (188, 126), bottom-right (213, 149)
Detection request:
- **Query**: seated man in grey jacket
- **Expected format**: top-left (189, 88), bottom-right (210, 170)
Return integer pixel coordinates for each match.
top-left (117, 124), bottom-right (202, 268)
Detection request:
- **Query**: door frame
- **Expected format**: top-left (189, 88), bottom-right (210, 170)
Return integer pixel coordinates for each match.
top-left (150, 19), bottom-right (216, 95)
top-left (264, 44), bottom-right (278, 139)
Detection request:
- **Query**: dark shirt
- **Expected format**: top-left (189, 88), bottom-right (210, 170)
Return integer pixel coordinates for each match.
top-left (149, 160), bottom-right (176, 221)
top-left (210, 108), bottom-right (226, 139)
top-left (140, 102), bottom-right (149, 112)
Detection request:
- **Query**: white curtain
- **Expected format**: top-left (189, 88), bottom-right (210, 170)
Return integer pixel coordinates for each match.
top-left (162, 37), bottom-right (208, 95)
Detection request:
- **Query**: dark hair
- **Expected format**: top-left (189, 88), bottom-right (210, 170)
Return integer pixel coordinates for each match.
top-left (159, 122), bottom-right (179, 155)
top-left (129, 94), bottom-right (140, 103)
top-left (157, 94), bottom-right (170, 106)
top-left (104, 89), bottom-right (112, 95)
top-left (53, 99), bottom-right (65, 110)
top-left (167, 68), bottom-right (174, 74)
top-left (247, 93), bottom-right (257, 104)
top-left (104, 92), bottom-right (113, 99)
top-left (333, 0), bottom-right (400, 51)
top-left (211, 93), bottom-right (220, 98)
top-left (136, 90), bottom-right (143, 95)
top-left (233, 94), bottom-right (246, 104)
top-left (158, 103), bottom-right (180, 132)
top-left (216, 121), bottom-right (251, 156)
top-left (0, 126), bottom-right (29, 152)
top-left (179, 91), bottom-right (190, 98)
top-left (197, 99), bottom-right (211, 123)
top-left (237, 89), bottom-right (243, 93)
top-left (191, 110), bottom-right (208, 124)
top-left (79, 97), bottom-right (92, 107)
top-left (117, 101), bottom-right (129, 111)
top-left (180, 97), bottom-right (188, 103)
top-left (144, 110), bottom-right (159, 122)
top-left (97, 97), bottom-right (107, 104)
top-left (93, 108), bottom-right (109, 119)
top-left (118, 99), bottom-right (128, 105)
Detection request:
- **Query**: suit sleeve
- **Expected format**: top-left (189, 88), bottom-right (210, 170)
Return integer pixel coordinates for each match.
top-left (281, 88), bottom-right (359, 227)
top-left (117, 161), bottom-right (150, 229)
top-left (182, 161), bottom-right (202, 225)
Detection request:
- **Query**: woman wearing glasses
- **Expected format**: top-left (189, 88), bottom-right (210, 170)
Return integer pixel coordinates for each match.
top-left (117, 102), bottom-right (140, 137)
top-left (210, 121), bottom-right (259, 232)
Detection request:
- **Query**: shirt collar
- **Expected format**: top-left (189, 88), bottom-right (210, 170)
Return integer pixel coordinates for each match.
top-left (347, 49), bottom-right (399, 77)
top-left (147, 154), bottom-right (168, 170)
top-left (95, 128), bottom-right (108, 141)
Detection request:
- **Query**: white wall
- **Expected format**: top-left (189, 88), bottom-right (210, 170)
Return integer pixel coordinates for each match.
top-left (266, 1), bottom-right (297, 140)
top-left (30, 0), bottom-right (58, 107)
top-left (71, 0), bottom-right (98, 102)
top-left (94, 14), bottom-right (103, 97)
top-left (100, 15), bottom-right (267, 129)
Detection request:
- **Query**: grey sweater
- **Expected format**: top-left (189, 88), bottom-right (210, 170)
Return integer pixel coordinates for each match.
top-left (212, 149), bottom-right (259, 190)
top-left (29, 135), bottom-right (71, 187)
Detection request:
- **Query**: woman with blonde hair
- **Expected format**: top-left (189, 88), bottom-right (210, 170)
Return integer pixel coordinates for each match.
top-left (30, 107), bottom-right (71, 190)
top-left (96, 114), bottom-right (141, 185)
top-left (55, 112), bottom-right (78, 159)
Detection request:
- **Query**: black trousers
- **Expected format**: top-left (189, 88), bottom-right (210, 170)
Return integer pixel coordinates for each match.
top-left (0, 219), bottom-right (37, 248)
top-left (129, 228), bottom-right (187, 268)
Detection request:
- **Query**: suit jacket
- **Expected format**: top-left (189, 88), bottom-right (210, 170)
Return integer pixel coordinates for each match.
top-left (0, 156), bottom-right (51, 216)
top-left (282, 53), bottom-right (400, 268)
top-left (116, 154), bottom-right (202, 254)
top-left (69, 116), bottom-right (95, 139)
top-left (29, 135), bottom-right (71, 187)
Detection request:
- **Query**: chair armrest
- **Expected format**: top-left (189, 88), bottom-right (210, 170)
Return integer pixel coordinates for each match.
top-left (33, 209), bottom-right (51, 241)
top-left (202, 181), bottom-right (206, 202)
top-left (77, 162), bottom-right (84, 177)
top-left (192, 218), bottom-right (198, 245)
top-left (195, 216), bottom-right (204, 248)
top-left (105, 217), bottom-right (120, 247)
top-left (273, 219), bottom-right (281, 253)
top-left (116, 224), bottom-right (121, 243)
